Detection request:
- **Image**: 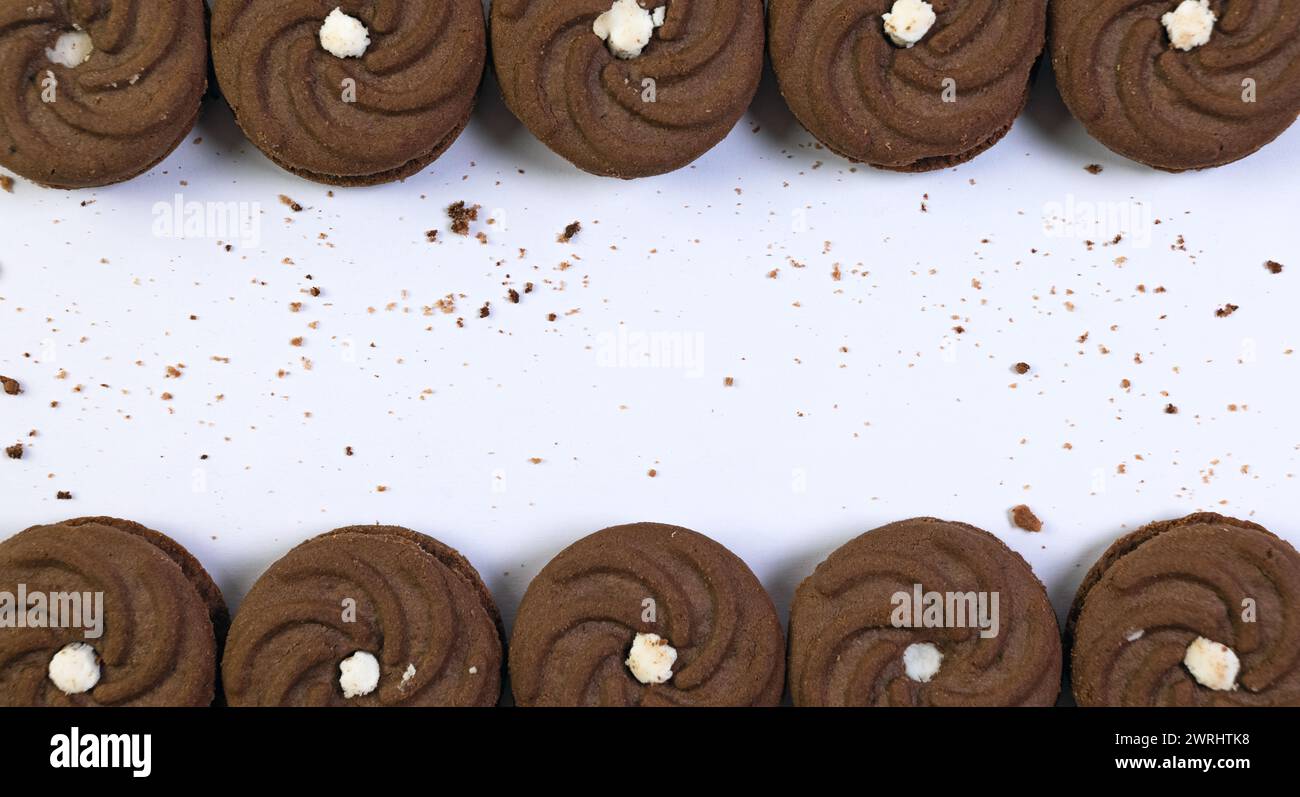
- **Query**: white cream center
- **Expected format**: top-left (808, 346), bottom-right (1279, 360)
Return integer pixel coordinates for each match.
top-left (625, 632), bottom-right (677, 684)
top-left (338, 650), bottom-right (381, 698)
top-left (883, 0), bottom-right (937, 49)
top-left (1183, 636), bottom-right (1239, 691)
top-left (593, 0), bottom-right (667, 60)
top-left (1162, 0), bottom-right (1216, 51)
top-left (902, 641), bottom-right (944, 683)
top-left (319, 7), bottom-right (371, 59)
top-left (48, 642), bottom-right (101, 695)
top-left (46, 30), bottom-right (93, 68)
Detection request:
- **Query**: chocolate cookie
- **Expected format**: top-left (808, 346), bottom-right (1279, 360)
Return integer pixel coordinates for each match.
top-left (789, 518), bottom-right (1061, 706)
top-left (490, 0), bottom-right (765, 178)
top-left (210, 1), bottom-right (485, 185)
top-left (0, 0), bottom-right (208, 188)
top-left (223, 525), bottom-right (502, 706)
top-left (509, 523), bottom-right (784, 706)
top-left (1051, 0), bottom-right (1300, 171)
top-left (1069, 513), bottom-right (1300, 706)
top-left (0, 517), bottom-right (226, 706)
top-left (768, 0), bottom-right (1047, 172)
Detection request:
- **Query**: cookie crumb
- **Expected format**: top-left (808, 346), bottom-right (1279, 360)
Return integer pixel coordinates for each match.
top-left (278, 194), bottom-right (303, 213)
top-left (0, 175), bottom-right (13, 193)
top-left (557, 221), bottom-right (582, 243)
top-left (1215, 303), bottom-right (1239, 318)
top-left (1010, 504), bottom-right (1043, 532)
top-left (646, 468), bottom-right (657, 478)
top-left (1084, 164), bottom-right (1103, 175)
top-left (723, 376), bottom-right (735, 387)
top-left (1013, 362), bottom-right (1031, 375)
top-left (56, 490), bottom-right (72, 500)
top-left (345, 446), bottom-right (354, 456)
top-left (5, 443), bottom-right (22, 460)
top-left (1165, 403), bottom-right (1180, 415)
top-left (447, 201), bottom-right (479, 236)
top-left (1265, 260), bottom-right (1284, 274)
top-left (0, 375), bottom-right (20, 395)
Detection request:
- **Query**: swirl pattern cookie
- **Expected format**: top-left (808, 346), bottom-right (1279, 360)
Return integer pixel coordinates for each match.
top-left (1069, 513), bottom-right (1300, 706)
top-left (490, 0), bottom-right (765, 178)
top-left (0, 0), bottom-right (207, 188)
top-left (769, 0), bottom-right (1048, 171)
top-left (788, 518), bottom-right (1061, 706)
top-left (1052, 1), bottom-right (1300, 171)
top-left (211, 1), bottom-right (486, 185)
top-left (509, 523), bottom-right (784, 706)
top-left (222, 525), bottom-right (503, 706)
top-left (0, 517), bottom-right (226, 706)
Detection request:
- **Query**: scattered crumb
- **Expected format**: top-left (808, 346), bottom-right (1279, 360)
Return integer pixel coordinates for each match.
top-left (278, 194), bottom-right (303, 213)
top-left (56, 491), bottom-right (72, 500)
top-left (1265, 260), bottom-right (1283, 274)
top-left (1010, 504), bottom-right (1043, 532)
top-left (1215, 303), bottom-right (1239, 318)
top-left (1013, 362), bottom-right (1031, 375)
top-left (1084, 164), bottom-right (1103, 175)
top-left (646, 469), bottom-right (657, 478)
top-left (557, 221), bottom-right (581, 243)
top-left (0, 175), bottom-right (13, 193)
top-left (5, 443), bottom-right (22, 460)
top-left (1, 375), bottom-right (20, 395)
top-left (447, 201), bottom-right (479, 236)
top-left (724, 376), bottom-right (735, 387)
top-left (1165, 403), bottom-right (1180, 415)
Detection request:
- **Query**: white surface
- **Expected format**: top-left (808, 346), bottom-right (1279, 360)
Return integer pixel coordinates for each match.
top-left (2, 63), bottom-right (1299, 655)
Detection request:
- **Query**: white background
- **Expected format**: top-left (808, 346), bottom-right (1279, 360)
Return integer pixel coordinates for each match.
top-left (2, 60), bottom-right (1298, 673)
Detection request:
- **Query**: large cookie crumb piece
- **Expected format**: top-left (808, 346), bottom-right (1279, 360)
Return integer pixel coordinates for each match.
top-left (1010, 504), bottom-right (1043, 532)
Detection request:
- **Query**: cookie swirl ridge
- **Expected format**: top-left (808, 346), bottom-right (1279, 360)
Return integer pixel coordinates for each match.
top-left (222, 526), bottom-right (502, 707)
top-left (0, 518), bottom-right (222, 706)
top-left (0, 0), bottom-right (207, 188)
top-left (1070, 514), bottom-right (1300, 706)
top-left (210, 0), bottom-right (486, 185)
top-left (491, 0), bottom-right (765, 178)
top-left (509, 523), bottom-right (785, 706)
top-left (769, 0), bottom-right (1047, 171)
top-left (788, 518), bottom-right (1061, 706)
top-left (1051, 0), bottom-right (1300, 171)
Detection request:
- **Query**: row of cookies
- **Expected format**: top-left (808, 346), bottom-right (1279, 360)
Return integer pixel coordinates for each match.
top-left (2, 1), bottom-right (1295, 188)
top-left (2, 513), bottom-right (1297, 706)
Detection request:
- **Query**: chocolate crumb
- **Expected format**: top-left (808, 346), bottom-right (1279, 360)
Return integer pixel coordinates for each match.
top-left (0, 375), bottom-right (20, 395)
top-left (1265, 260), bottom-right (1284, 274)
top-left (345, 446), bottom-right (354, 456)
top-left (479, 302), bottom-right (491, 319)
top-left (447, 201), bottom-right (479, 236)
top-left (508, 289), bottom-right (520, 304)
top-left (558, 221), bottom-right (581, 243)
top-left (646, 469), bottom-right (657, 478)
top-left (5, 443), bottom-right (22, 460)
top-left (56, 491), bottom-right (72, 500)
top-left (1013, 362), bottom-right (1031, 375)
top-left (1164, 403), bottom-right (1179, 415)
top-left (1010, 505), bottom-right (1043, 532)
top-left (1084, 164), bottom-right (1104, 175)
top-left (278, 194), bottom-right (303, 213)
top-left (1215, 303), bottom-right (1239, 318)
top-left (425, 229), bottom-right (439, 243)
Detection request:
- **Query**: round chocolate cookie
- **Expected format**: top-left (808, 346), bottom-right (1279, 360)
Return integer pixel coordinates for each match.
top-left (509, 523), bottom-right (784, 706)
top-left (789, 518), bottom-right (1061, 706)
top-left (0, 517), bottom-right (226, 706)
top-left (490, 0), bottom-right (765, 178)
top-left (0, 0), bottom-right (208, 189)
top-left (223, 525), bottom-right (502, 706)
top-left (210, 1), bottom-right (485, 185)
top-left (768, 0), bottom-right (1047, 172)
top-left (1052, 0), bottom-right (1300, 171)
top-left (1069, 513), bottom-right (1300, 706)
